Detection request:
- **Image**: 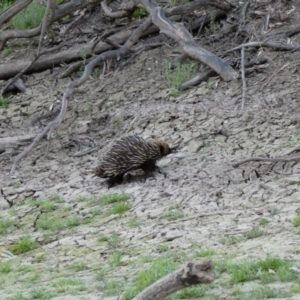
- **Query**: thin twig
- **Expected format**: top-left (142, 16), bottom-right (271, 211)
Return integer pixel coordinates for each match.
top-left (240, 46), bottom-right (246, 109)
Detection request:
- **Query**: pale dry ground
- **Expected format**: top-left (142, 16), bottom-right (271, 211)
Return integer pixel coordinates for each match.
top-left (1, 43), bottom-right (300, 299)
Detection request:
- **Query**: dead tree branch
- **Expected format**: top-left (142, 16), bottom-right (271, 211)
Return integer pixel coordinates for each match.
top-left (38, 0), bottom-right (56, 55)
top-left (133, 259), bottom-right (215, 300)
top-left (0, 0), bottom-right (32, 27)
top-left (101, 0), bottom-right (127, 19)
top-left (10, 18), bottom-right (153, 173)
top-left (141, 0), bottom-right (238, 81)
top-left (0, 0), bottom-right (92, 51)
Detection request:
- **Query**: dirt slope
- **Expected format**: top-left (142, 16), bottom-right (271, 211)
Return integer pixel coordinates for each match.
top-left (1, 2), bottom-right (300, 300)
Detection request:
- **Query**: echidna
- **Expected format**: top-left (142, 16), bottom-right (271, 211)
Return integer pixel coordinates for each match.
top-left (95, 135), bottom-right (172, 187)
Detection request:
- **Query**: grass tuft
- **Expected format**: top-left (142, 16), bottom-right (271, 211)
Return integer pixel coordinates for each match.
top-left (10, 0), bottom-right (45, 30)
top-left (165, 61), bottom-right (198, 96)
top-left (9, 236), bottom-right (38, 254)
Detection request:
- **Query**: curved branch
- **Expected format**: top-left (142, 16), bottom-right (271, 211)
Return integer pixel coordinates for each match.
top-left (101, 0), bottom-right (127, 19)
top-left (0, 0), bottom-right (92, 51)
top-left (10, 17), bottom-right (153, 172)
top-left (0, 0), bottom-right (33, 27)
top-left (133, 260), bottom-right (215, 300)
top-left (142, 0), bottom-right (238, 81)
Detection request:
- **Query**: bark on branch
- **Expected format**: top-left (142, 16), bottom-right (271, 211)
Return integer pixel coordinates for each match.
top-left (133, 259), bottom-right (215, 300)
top-left (141, 0), bottom-right (238, 81)
top-left (10, 18), bottom-right (153, 173)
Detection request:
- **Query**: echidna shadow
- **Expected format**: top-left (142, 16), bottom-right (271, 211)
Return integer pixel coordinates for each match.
top-left (95, 136), bottom-right (172, 188)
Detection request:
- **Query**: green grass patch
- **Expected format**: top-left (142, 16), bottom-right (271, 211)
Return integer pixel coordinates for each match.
top-left (168, 285), bottom-right (208, 299)
top-left (109, 251), bottom-right (123, 267)
top-left (106, 201), bottom-right (130, 216)
top-left (232, 286), bottom-right (289, 300)
top-left (100, 193), bottom-right (130, 205)
top-left (9, 236), bottom-right (38, 254)
top-left (0, 0), bottom-right (14, 12)
top-left (164, 207), bottom-right (184, 221)
top-left (123, 258), bottom-right (177, 300)
top-left (0, 261), bottom-right (12, 274)
top-left (132, 8), bottom-right (148, 19)
top-left (37, 214), bottom-right (80, 232)
top-left (103, 280), bottom-right (124, 296)
top-left (258, 218), bottom-right (269, 226)
top-left (0, 96), bottom-right (11, 108)
top-left (50, 278), bottom-right (86, 294)
top-left (293, 211), bottom-right (300, 227)
top-left (30, 288), bottom-right (56, 299)
top-left (10, 0), bottom-right (45, 30)
top-left (70, 261), bottom-right (89, 272)
top-left (158, 243), bottom-right (169, 253)
top-left (226, 256), bottom-right (295, 284)
top-left (98, 233), bottom-right (121, 249)
top-left (5, 294), bottom-right (28, 300)
top-left (245, 226), bottom-right (264, 239)
top-left (165, 61), bottom-right (198, 97)
top-left (128, 218), bottom-right (141, 227)
top-left (195, 249), bottom-right (216, 258)
top-left (39, 200), bottom-right (58, 212)
top-left (0, 216), bottom-right (14, 234)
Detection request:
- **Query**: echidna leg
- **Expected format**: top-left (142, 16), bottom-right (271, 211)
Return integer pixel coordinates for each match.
top-left (141, 160), bottom-right (156, 173)
top-left (106, 174), bottom-right (124, 188)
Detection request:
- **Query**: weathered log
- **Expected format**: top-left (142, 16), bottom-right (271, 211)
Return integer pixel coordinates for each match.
top-left (0, 134), bottom-right (36, 152)
top-left (141, 0), bottom-right (238, 81)
top-left (133, 259), bottom-right (215, 300)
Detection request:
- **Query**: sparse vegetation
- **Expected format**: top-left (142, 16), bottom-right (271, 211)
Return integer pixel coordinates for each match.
top-left (10, 0), bottom-right (45, 30)
top-left (226, 256), bottom-right (295, 284)
top-left (0, 217), bottom-right (14, 234)
top-left (164, 207), bottom-right (184, 221)
top-left (109, 251), bottom-right (123, 267)
top-left (37, 214), bottom-right (80, 232)
top-left (123, 258), bottom-right (176, 300)
top-left (245, 226), bottom-right (264, 239)
top-left (132, 8), bottom-right (148, 19)
top-left (0, 261), bottom-right (12, 274)
top-left (0, 96), bottom-right (11, 108)
top-left (293, 211), bottom-right (300, 227)
top-left (107, 201), bottom-right (130, 215)
top-left (195, 249), bottom-right (216, 258)
top-left (258, 218), bottom-right (269, 226)
top-left (9, 236), bottom-right (38, 254)
top-left (165, 61), bottom-right (198, 96)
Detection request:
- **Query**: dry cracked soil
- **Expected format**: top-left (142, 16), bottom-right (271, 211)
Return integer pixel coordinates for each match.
top-left (2, 5), bottom-right (300, 300)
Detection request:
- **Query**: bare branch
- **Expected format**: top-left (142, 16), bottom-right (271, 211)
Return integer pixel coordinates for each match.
top-left (10, 17), bottom-right (153, 172)
top-left (141, 0), bottom-right (238, 81)
top-left (0, 0), bottom-right (33, 27)
top-left (133, 260), bottom-right (215, 300)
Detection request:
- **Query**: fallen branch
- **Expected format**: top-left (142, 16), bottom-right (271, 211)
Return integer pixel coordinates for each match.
top-left (0, 0), bottom-right (32, 27)
top-left (181, 69), bottom-right (216, 90)
top-left (0, 0), bottom-right (92, 51)
top-left (133, 259), bottom-right (215, 300)
top-left (226, 40), bottom-right (300, 53)
top-left (10, 18), bottom-right (153, 173)
top-left (0, 134), bottom-right (36, 153)
top-left (232, 156), bottom-right (300, 168)
top-left (141, 0), bottom-right (238, 81)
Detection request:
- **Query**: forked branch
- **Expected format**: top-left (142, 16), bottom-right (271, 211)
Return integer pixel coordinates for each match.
top-left (10, 19), bottom-right (152, 173)
top-left (141, 0), bottom-right (238, 81)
